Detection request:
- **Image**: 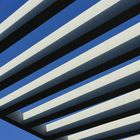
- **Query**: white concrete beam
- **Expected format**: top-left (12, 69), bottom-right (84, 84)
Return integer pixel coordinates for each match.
top-left (0, 0), bottom-right (57, 40)
top-left (22, 59), bottom-right (140, 122)
top-left (1, 0), bottom-right (137, 81)
top-left (0, 23), bottom-right (139, 111)
top-left (124, 135), bottom-right (140, 140)
top-left (44, 89), bottom-right (140, 134)
top-left (66, 113), bottom-right (140, 140)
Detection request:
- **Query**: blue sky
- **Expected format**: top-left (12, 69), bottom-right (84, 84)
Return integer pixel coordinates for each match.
top-left (0, 1), bottom-right (98, 140)
top-left (0, 1), bottom-right (40, 139)
top-left (0, 0), bottom-right (139, 140)
top-left (0, 119), bottom-right (41, 140)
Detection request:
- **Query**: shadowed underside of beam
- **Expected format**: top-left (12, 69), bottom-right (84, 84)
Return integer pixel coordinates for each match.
top-left (1, 3), bottom-right (140, 90)
top-left (1, 22), bottom-right (139, 115)
top-left (0, 0), bottom-right (75, 52)
top-left (1, 1), bottom-right (140, 139)
top-left (1, 0), bottom-right (139, 83)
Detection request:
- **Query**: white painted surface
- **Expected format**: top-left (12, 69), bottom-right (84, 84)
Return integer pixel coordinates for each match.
top-left (1, 23), bottom-right (139, 108)
top-left (22, 60), bottom-right (140, 120)
top-left (1, 1), bottom-right (120, 77)
top-left (0, 0), bottom-right (44, 35)
top-left (123, 135), bottom-right (140, 140)
top-left (67, 114), bottom-right (140, 140)
top-left (45, 89), bottom-right (140, 131)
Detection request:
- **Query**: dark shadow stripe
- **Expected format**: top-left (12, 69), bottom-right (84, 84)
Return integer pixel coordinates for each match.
top-left (1, 84), bottom-right (139, 140)
top-left (46, 111), bottom-right (140, 139)
top-left (25, 82), bottom-right (140, 127)
top-left (102, 129), bottom-right (140, 140)
top-left (1, 48), bottom-right (139, 116)
top-left (1, 4), bottom-right (139, 90)
top-left (0, 0), bottom-right (75, 53)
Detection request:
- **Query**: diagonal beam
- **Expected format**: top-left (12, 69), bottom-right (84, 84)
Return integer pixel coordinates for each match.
top-left (1, 3), bottom-right (140, 90)
top-left (63, 114), bottom-right (140, 140)
top-left (0, 0), bottom-right (75, 53)
top-left (1, 0), bottom-right (139, 81)
top-left (43, 89), bottom-right (140, 136)
top-left (0, 23), bottom-right (139, 115)
top-left (1, 0), bottom-right (57, 41)
top-left (20, 61), bottom-right (139, 125)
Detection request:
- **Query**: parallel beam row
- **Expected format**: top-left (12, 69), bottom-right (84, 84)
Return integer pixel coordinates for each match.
top-left (1, 1), bottom-right (140, 139)
top-left (1, 3), bottom-right (140, 90)
top-left (1, 0), bottom-right (139, 81)
top-left (65, 114), bottom-right (140, 140)
top-left (1, 23), bottom-right (139, 113)
top-left (0, 0), bottom-right (75, 52)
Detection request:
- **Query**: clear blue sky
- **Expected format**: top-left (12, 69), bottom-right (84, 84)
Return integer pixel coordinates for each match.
top-left (0, 0), bottom-right (139, 140)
